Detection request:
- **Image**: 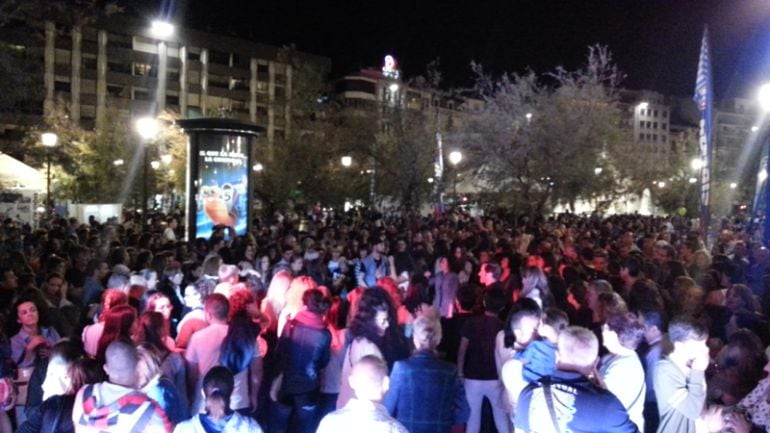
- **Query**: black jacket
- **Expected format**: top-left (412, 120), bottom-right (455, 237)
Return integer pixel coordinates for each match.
top-left (276, 311), bottom-right (332, 395)
top-left (17, 394), bottom-right (75, 433)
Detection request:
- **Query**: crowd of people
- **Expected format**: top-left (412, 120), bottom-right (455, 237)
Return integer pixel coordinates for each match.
top-left (0, 208), bottom-right (768, 433)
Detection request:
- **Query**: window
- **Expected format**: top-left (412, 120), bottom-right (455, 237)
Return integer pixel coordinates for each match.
top-left (256, 105), bottom-right (268, 117)
top-left (54, 80), bottom-right (70, 92)
top-left (257, 63), bottom-right (269, 74)
top-left (133, 63), bottom-right (153, 77)
top-left (231, 79), bottom-right (249, 91)
top-left (256, 81), bottom-right (268, 92)
top-left (662, 123), bottom-right (667, 129)
top-left (209, 50), bottom-right (229, 65)
top-left (107, 61), bottom-right (132, 74)
top-left (653, 122), bottom-right (658, 129)
top-left (166, 94), bottom-right (179, 106)
top-left (653, 109), bottom-right (658, 116)
top-left (107, 84), bottom-right (125, 97)
top-left (187, 48), bottom-right (200, 61)
top-left (83, 57), bottom-right (97, 70)
top-left (133, 88), bottom-right (152, 101)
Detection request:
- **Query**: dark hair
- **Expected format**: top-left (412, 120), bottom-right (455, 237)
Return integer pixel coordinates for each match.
top-left (621, 257), bottom-right (642, 278)
top-left (68, 358), bottom-right (106, 394)
top-left (668, 316), bottom-right (708, 343)
top-left (606, 312), bottom-right (645, 350)
top-left (349, 286), bottom-right (405, 366)
top-left (219, 310), bottom-right (260, 374)
top-left (86, 259), bottom-right (106, 277)
top-left (96, 305), bottom-right (137, 362)
top-left (303, 289), bottom-right (331, 315)
top-left (456, 284), bottom-right (477, 311)
top-left (483, 262), bottom-right (501, 280)
top-left (638, 308), bottom-right (667, 332)
top-left (482, 289), bottom-right (506, 314)
top-left (203, 366), bottom-right (235, 419)
top-left (543, 308), bottom-right (569, 331)
top-left (503, 298), bottom-right (541, 348)
top-left (205, 293), bottom-right (230, 321)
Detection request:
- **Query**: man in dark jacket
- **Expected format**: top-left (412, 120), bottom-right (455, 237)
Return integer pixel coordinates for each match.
top-left (270, 289), bottom-right (332, 433)
top-left (515, 326), bottom-right (639, 433)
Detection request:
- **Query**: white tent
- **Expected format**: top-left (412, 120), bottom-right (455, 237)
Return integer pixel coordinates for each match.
top-left (0, 153), bottom-right (45, 192)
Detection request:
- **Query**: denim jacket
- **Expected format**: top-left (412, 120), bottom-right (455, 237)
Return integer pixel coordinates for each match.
top-left (383, 351), bottom-right (470, 433)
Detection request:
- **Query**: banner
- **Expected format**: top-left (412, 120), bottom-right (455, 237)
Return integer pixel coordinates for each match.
top-left (693, 26), bottom-right (713, 236)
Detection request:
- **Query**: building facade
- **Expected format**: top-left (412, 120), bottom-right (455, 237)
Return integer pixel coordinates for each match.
top-left (0, 15), bottom-right (329, 147)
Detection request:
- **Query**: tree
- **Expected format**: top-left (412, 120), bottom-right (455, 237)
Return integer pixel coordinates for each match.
top-left (469, 46), bottom-right (636, 214)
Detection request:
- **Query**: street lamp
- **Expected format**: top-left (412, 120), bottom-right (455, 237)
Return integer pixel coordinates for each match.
top-left (448, 151), bottom-right (462, 205)
top-left (730, 182), bottom-right (738, 189)
top-left (41, 132), bottom-right (58, 211)
top-left (252, 163), bottom-right (264, 172)
top-left (341, 156), bottom-right (352, 167)
top-left (113, 159), bottom-right (124, 166)
top-left (150, 160), bottom-right (161, 170)
top-left (135, 117), bottom-right (160, 218)
top-left (150, 20), bottom-right (174, 39)
top-left (690, 158), bottom-right (704, 172)
top-left (161, 154), bottom-right (172, 165)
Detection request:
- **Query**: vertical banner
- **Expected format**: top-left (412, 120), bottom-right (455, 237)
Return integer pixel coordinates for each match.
top-left (693, 26), bottom-right (713, 240)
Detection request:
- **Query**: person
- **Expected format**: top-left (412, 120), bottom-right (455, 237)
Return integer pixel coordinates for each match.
top-left (214, 264), bottom-right (245, 299)
top-left (219, 289), bottom-right (263, 415)
top-left (430, 256), bottom-right (460, 318)
top-left (145, 293), bottom-right (177, 351)
top-left (82, 259), bottom-right (109, 308)
top-left (337, 286), bottom-right (407, 409)
top-left (11, 296), bottom-right (61, 369)
top-left (175, 284), bottom-right (208, 351)
top-left (356, 240), bottom-right (390, 288)
top-left (317, 355), bottom-right (408, 433)
top-left (134, 312), bottom-right (189, 415)
top-left (638, 308), bottom-right (666, 433)
top-left (383, 315), bottom-right (469, 433)
top-left (185, 293), bottom-right (230, 415)
top-left (599, 312), bottom-right (647, 432)
top-left (82, 289), bottom-right (128, 358)
top-left (17, 342), bottom-right (103, 433)
top-left (94, 304), bottom-right (137, 363)
top-left (514, 326), bottom-right (639, 433)
top-left (520, 266), bottom-right (553, 308)
top-left (457, 288), bottom-right (509, 433)
top-left (72, 340), bottom-right (172, 433)
top-left (653, 316), bottom-right (709, 433)
top-left (136, 343), bottom-right (190, 424)
top-left (269, 289), bottom-right (332, 433)
top-left (173, 366), bottom-right (265, 433)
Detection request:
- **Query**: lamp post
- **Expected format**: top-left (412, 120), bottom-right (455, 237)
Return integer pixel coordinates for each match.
top-left (135, 117), bottom-right (160, 220)
top-left (341, 156), bottom-right (352, 168)
top-left (448, 150), bottom-right (462, 206)
top-left (41, 132), bottom-right (58, 212)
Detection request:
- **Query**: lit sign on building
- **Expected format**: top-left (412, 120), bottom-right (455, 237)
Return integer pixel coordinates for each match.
top-left (383, 55), bottom-right (400, 79)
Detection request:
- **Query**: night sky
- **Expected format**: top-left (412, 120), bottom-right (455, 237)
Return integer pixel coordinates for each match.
top-left (130, 0), bottom-right (770, 100)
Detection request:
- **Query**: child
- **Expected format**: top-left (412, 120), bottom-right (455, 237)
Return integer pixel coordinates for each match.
top-left (516, 308), bottom-right (569, 382)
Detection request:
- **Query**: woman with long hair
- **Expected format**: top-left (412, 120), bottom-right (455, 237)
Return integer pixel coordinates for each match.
top-left (336, 286), bottom-right (408, 409)
top-left (277, 276), bottom-right (317, 337)
top-left (94, 304), bottom-right (136, 363)
top-left (82, 289), bottom-right (128, 358)
top-left (261, 269), bottom-right (293, 335)
top-left (219, 289), bottom-right (263, 414)
top-left (174, 366), bottom-right (265, 433)
top-left (145, 293), bottom-right (176, 351)
top-left (520, 266), bottom-right (553, 308)
top-left (134, 311), bottom-right (188, 411)
top-left (136, 343), bottom-right (189, 424)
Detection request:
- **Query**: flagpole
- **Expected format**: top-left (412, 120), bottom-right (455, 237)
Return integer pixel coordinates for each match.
top-left (694, 26), bottom-right (713, 244)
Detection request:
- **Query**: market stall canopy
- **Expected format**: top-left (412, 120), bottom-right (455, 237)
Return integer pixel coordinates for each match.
top-left (0, 153), bottom-right (45, 192)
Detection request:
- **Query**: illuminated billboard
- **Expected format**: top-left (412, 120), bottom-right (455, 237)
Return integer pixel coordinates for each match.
top-left (177, 118), bottom-right (264, 241)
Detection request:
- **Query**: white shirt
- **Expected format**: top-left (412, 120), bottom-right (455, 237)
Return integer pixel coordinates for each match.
top-left (318, 398), bottom-right (408, 433)
top-left (600, 351), bottom-right (646, 432)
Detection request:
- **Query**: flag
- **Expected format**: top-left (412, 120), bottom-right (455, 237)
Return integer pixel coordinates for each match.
top-left (694, 26), bottom-right (713, 238)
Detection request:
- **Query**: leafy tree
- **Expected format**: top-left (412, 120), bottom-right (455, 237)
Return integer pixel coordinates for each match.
top-left (469, 46), bottom-right (637, 214)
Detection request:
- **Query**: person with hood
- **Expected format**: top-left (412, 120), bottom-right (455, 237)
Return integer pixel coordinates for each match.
top-left (269, 289), bottom-right (332, 433)
top-left (72, 340), bottom-right (172, 433)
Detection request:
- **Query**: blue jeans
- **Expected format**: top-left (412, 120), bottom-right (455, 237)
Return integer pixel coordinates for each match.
top-left (267, 391), bottom-right (319, 433)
